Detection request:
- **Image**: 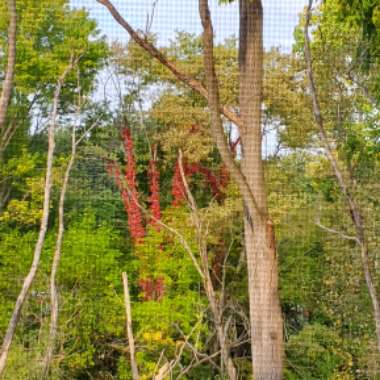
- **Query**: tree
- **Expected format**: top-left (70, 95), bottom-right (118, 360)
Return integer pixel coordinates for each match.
top-left (42, 72), bottom-right (103, 377)
top-left (199, 1), bottom-right (283, 379)
top-left (0, 0), bottom-right (107, 155)
top-left (97, 0), bottom-right (284, 378)
top-left (304, 0), bottom-right (380, 351)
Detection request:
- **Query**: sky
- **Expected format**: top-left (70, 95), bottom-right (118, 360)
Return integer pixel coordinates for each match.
top-left (71, 0), bottom-right (308, 49)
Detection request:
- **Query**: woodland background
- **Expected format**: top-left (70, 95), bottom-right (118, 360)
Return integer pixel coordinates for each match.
top-left (0, 0), bottom-right (379, 379)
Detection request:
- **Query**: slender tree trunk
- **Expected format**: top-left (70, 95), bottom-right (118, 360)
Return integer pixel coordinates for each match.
top-left (203, 263), bottom-right (237, 380)
top-left (0, 62), bottom-right (73, 377)
top-left (304, 0), bottom-right (380, 352)
top-left (178, 151), bottom-right (237, 380)
top-left (42, 126), bottom-right (77, 377)
top-left (238, 1), bottom-right (283, 378)
top-left (360, 242), bottom-right (380, 351)
top-left (0, 0), bottom-right (17, 132)
top-left (122, 272), bottom-right (139, 380)
top-left (42, 76), bottom-right (101, 375)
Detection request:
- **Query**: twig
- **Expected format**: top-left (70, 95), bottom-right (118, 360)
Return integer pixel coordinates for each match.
top-left (315, 220), bottom-right (358, 243)
top-left (177, 149), bottom-right (237, 380)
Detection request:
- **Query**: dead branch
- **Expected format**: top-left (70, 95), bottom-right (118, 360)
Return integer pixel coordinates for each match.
top-left (315, 220), bottom-right (359, 243)
top-left (178, 150), bottom-right (237, 380)
top-left (96, 0), bottom-right (242, 129)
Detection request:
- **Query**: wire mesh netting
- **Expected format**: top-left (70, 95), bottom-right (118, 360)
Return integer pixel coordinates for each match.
top-left (0, 0), bottom-right (379, 379)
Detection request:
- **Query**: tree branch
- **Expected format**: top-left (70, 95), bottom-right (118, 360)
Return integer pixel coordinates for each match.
top-left (315, 219), bottom-right (359, 243)
top-left (304, 0), bottom-right (362, 231)
top-left (178, 149), bottom-right (237, 380)
top-left (96, 0), bottom-right (242, 129)
top-left (198, 0), bottom-right (265, 224)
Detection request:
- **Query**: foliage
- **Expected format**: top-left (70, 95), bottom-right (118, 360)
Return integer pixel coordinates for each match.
top-left (0, 1), bottom-right (379, 379)
top-left (285, 324), bottom-right (354, 379)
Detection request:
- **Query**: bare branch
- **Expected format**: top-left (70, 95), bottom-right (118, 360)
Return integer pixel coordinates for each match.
top-left (198, 0), bottom-right (265, 224)
top-left (145, 0), bottom-right (159, 35)
top-left (315, 218), bottom-right (359, 243)
top-left (96, 0), bottom-right (242, 129)
top-left (75, 115), bottom-right (104, 146)
top-left (177, 149), bottom-right (237, 380)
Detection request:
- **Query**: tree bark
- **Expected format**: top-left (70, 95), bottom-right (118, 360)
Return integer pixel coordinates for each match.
top-left (122, 272), bottom-right (139, 380)
top-left (304, 0), bottom-right (380, 352)
top-left (238, 2), bottom-right (283, 378)
top-left (199, 2), bottom-right (284, 378)
top-left (0, 0), bottom-right (17, 131)
top-left (0, 61), bottom-right (74, 377)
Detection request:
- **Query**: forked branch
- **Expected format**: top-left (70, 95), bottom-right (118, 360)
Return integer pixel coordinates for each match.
top-left (198, 0), bottom-right (265, 224)
top-left (96, 0), bottom-right (242, 129)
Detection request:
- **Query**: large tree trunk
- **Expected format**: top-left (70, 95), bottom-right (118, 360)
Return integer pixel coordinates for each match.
top-left (200, 0), bottom-right (284, 377)
top-left (239, 1), bottom-right (284, 379)
top-left (243, 220), bottom-right (283, 379)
